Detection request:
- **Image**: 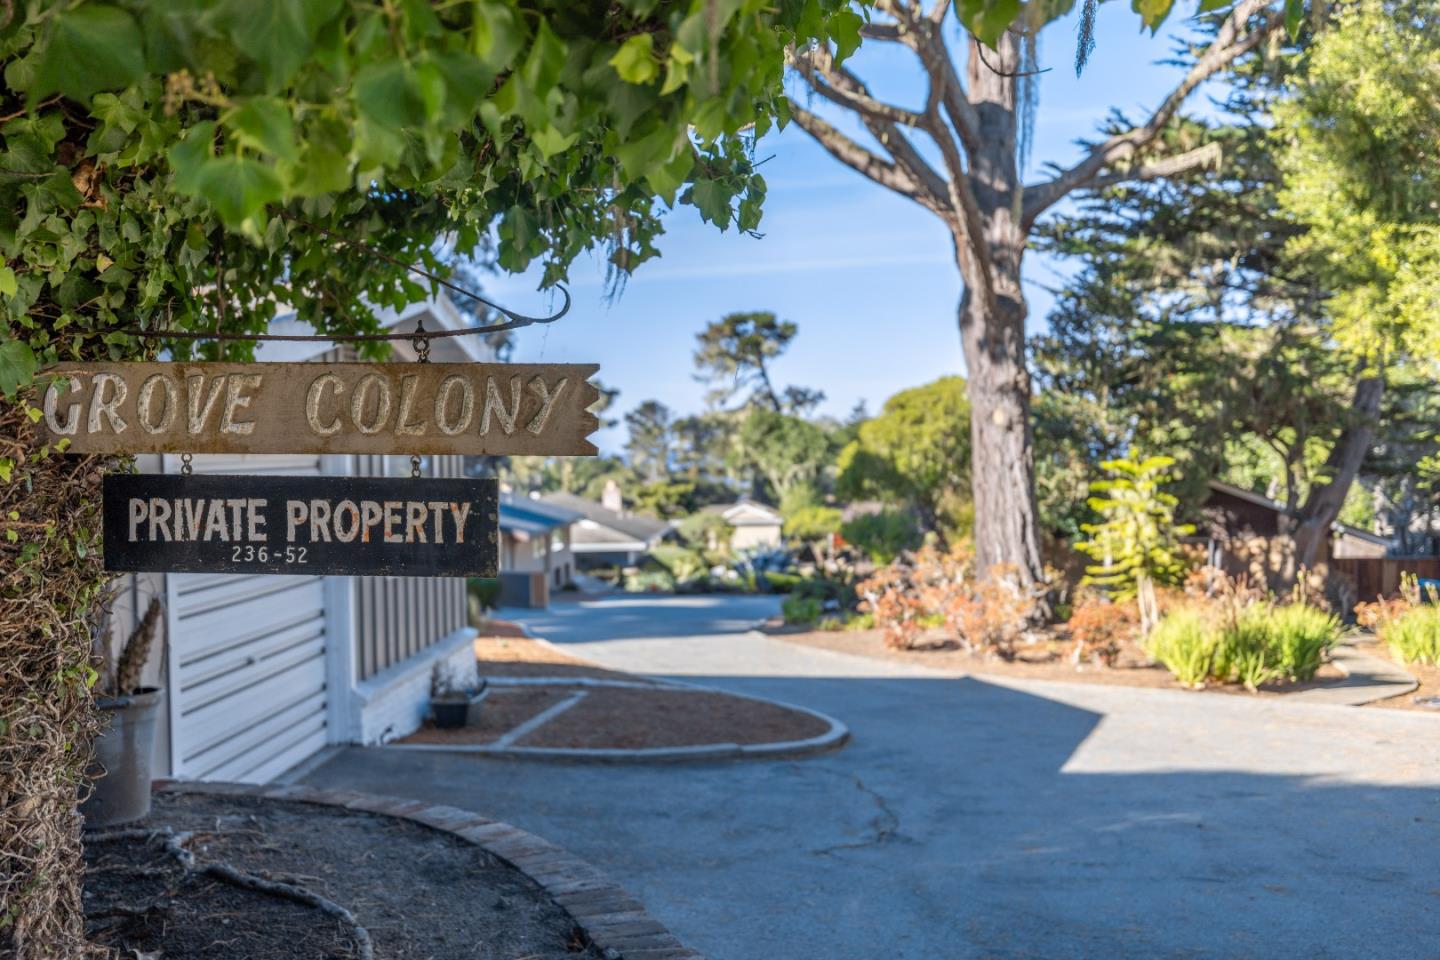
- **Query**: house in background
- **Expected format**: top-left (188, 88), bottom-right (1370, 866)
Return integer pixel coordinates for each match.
top-left (106, 294), bottom-right (496, 785)
top-left (1202, 479), bottom-right (1395, 563)
top-left (498, 494), bottom-right (581, 608)
top-left (540, 483), bottom-right (671, 569)
top-left (701, 499), bottom-right (785, 552)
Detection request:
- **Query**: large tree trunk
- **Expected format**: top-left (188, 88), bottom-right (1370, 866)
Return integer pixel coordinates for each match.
top-left (956, 34), bottom-right (1045, 589)
top-left (958, 273), bottom-right (1045, 586)
top-left (1286, 375), bottom-right (1384, 574)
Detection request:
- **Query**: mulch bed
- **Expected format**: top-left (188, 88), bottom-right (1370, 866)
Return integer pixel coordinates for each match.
top-left (400, 688), bottom-right (572, 745)
top-left (772, 623), bottom-right (1349, 697)
top-left (84, 792), bottom-right (603, 960)
top-left (473, 634), bottom-right (656, 683)
top-left (515, 688), bottom-right (830, 749)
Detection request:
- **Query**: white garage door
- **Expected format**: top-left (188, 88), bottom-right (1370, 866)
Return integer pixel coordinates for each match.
top-left (165, 454), bottom-right (330, 783)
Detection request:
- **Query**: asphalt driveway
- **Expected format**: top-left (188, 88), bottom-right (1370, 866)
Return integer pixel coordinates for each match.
top-left (304, 594), bottom-right (1440, 960)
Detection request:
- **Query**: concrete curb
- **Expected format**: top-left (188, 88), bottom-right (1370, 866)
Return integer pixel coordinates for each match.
top-left (1286, 642), bottom-right (1420, 706)
top-left (154, 780), bottom-right (703, 960)
top-left (439, 619), bottom-right (853, 763)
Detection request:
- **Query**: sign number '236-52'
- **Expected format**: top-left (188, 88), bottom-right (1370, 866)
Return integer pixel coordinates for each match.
top-left (103, 474), bottom-right (500, 578)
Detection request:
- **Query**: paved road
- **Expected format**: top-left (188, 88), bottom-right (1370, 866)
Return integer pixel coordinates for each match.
top-left (306, 595), bottom-right (1440, 960)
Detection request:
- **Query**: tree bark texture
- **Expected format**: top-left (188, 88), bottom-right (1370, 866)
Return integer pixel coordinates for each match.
top-left (1287, 375), bottom-right (1384, 573)
top-left (957, 34), bottom-right (1045, 586)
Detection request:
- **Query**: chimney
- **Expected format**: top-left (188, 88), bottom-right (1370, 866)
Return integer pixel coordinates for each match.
top-left (601, 478), bottom-right (624, 514)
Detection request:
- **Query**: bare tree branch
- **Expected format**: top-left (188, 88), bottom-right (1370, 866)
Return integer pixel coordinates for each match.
top-left (788, 45), bottom-right (928, 130)
top-left (1021, 0), bottom-right (1283, 228)
top-left (787, 104), bottom-right (949, 216)
top-left (860, 22), bottom-right (904, 41)
top-left (1081, 142), bottom-right (1224, 190)
top-left (872, 0), bottom-right (983, 156)
top-left (789, 44), bottom-right (952, 207)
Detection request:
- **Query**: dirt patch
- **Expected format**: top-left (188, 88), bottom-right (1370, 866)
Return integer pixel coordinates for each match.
top-left (516, 688), bottom-right (830, 749)
top-left (775, 625), bottom-right (1347, 697)
top-left (399, 688), bottom-right (572, 745)
top-left (84, 792), bottom-right (600, 960)
top-left (473, 634), bottom-right (651, 683)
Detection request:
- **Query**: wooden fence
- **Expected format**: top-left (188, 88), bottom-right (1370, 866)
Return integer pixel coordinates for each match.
top-left (353, 454), bottom-right (470, 681)
top-left (1328, 556), bottom-right (1440, 603)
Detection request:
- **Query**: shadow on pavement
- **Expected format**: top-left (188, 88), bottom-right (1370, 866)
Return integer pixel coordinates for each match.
top-left (301, 672), bottom-right (1440, 960)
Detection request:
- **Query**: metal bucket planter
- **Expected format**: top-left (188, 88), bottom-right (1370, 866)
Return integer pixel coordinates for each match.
top-left (82, 688), bottom-right (163, 827)
top-left (432, 682), bottom-right (488, 729)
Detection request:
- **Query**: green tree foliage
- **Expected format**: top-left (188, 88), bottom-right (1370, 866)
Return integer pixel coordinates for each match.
top-left (1274, 0), bottom-right (1440, 362)
top-left (631, 478), bottom-right (701, 518)
top-left (0, 0), bottom-right (861, 394)
top-left (1075, 453), bottom-right (1195, 634)
top-left (840, 508), bottom-right (922, 564)
top-left (1037, 4), bottom-right (1440, 569)
top-left (693, 310), bottom-right (823, 412)
top-left (785, 503), bottom-right (842, 542)
top-left (733, 406), bottom-right (832, 503)
top-left (624, 399), bottom-right (674, 483)
top-left (677, 510), bottom-right (733, 555)
top-left (837, 377), bottom-right (970, 538)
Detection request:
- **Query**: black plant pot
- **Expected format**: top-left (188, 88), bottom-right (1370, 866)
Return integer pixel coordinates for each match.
top-left (432, 683), bottom-right (488, 729)
top-left (82, 687), bottom-right (163, 827)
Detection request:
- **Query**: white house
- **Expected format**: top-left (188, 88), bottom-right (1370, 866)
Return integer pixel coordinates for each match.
top-left (497, 493), bottom-right (582, 607)
top-left (702, 499), bottom-right (785, 551)
top-left (539, 485), bottom-right (671, 568)
top-left (107, 294), bottom-right (495, 784)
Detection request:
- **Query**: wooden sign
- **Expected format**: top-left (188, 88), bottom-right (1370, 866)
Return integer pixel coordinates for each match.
top-left (102, 474), bottom-right (498, 578)
top-left (40, 362), bottom-right (600, 456)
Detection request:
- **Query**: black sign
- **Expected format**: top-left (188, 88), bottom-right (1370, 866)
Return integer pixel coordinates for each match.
top-left (103, 473), bottom-right (498, 578)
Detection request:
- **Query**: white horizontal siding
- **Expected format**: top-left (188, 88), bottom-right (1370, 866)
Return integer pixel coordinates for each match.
top-left (166, 453), bottom-right (328, 783)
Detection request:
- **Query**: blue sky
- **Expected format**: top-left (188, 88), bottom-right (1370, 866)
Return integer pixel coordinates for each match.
top-left (486, 5), bottom-right (1216, 453)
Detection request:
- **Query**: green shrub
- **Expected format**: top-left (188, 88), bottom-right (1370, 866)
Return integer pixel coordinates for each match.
top-left (1147, 607), bottom-right (1217, 688)
top-left (1265, 603), bottom-right (1342, 681)
top-left (840, 509), bottom-right (922, 564)
top-left (789, 575), bottom-right (855, 609)
top-left (1383, 605), bottom-right (1440, 665)
top-left (625, 569), bottom-right (675, 592)
top-left (817, 616), bottom-right (845, 631)
top-left (1149, 601), bottom-right (1340, 690)
top-left (783, 594), bottom-right (823, 626)
top-left (846, 611), bottom-right (876, 631)
top-left (764, 571), bottom-right (803, 594)
top-left (1219, 606), bottom-right (1280, 690)
top-left (467, 578), bottom-right (501, 620)
top-left (649, 544), bottom-right (707, 583)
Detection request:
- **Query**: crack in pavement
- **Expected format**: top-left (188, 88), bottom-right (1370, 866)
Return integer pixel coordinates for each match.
top-left (813, 771), bottom-right (904, 856)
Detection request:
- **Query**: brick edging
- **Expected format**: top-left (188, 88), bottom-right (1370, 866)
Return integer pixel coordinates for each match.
top-left (154, 780), bottom-right (702, 960)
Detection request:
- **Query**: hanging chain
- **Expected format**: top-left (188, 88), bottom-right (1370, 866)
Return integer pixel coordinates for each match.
top-left (410, 318), bottom-right (430, 480)
top-left (180, 453), bottom-right (193, 477)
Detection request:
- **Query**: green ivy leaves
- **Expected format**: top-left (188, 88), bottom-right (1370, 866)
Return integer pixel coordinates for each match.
top-left (31, 4), bottom-right (146, 103)
top-left (0, 339), bottom-right (37, 398)
top-left (214, 0), bottom-right (346, 92)
top-left (611, 35), bottom-right (660, 84)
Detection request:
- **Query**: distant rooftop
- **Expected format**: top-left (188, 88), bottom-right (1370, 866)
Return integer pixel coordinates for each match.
top-left (538, 491), bottom-right (670, 544)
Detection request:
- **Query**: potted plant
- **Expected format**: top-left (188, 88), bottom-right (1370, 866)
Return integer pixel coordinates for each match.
top-left (431, 662), bottom-right (487, 729)
top-left (82, 595), bottom-right (165, 827)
